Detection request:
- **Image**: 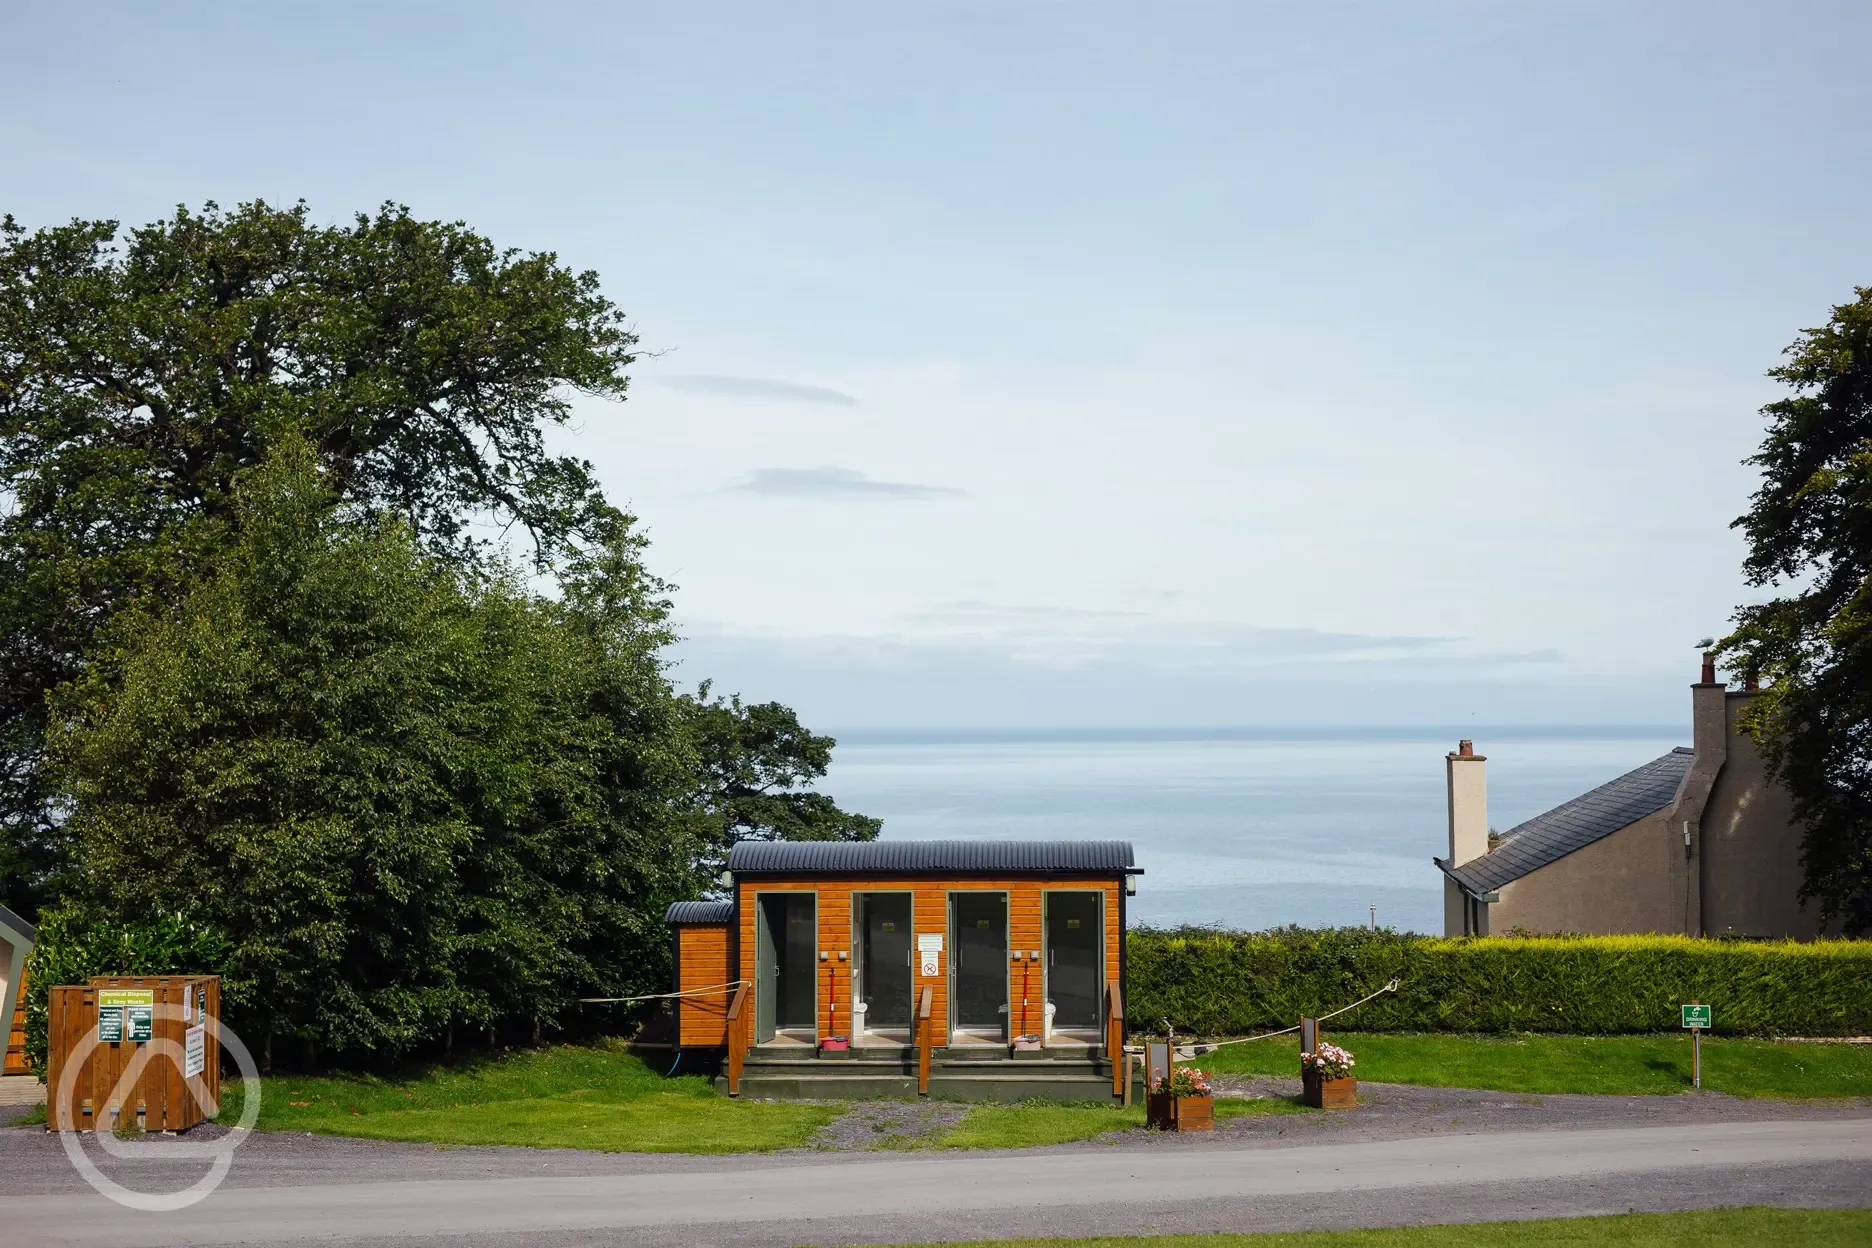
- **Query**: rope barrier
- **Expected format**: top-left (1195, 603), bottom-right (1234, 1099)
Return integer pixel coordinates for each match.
top-left (1128, 977), bottom-right (1402, 1056)
top-left (577, 980), bottom-right (748, 1005)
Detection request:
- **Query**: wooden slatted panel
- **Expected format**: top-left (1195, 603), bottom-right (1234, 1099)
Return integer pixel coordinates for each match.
top-left (735, 875), bottom-right (1123, 1047)
top-left (675, 923), bottom-right (732, 1046)
top-left (4, 968), bottom-right (26, 1075)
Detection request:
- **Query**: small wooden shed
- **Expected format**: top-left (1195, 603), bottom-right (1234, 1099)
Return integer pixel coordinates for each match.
top-left (667, 840), bottom-right (1140, 1100)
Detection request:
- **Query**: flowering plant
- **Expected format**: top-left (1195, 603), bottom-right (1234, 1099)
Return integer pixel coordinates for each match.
top-left (1156, 1065), bottom-right (1213, 1097)
top-left (1301, 1042), bottom-right (1355, 1081)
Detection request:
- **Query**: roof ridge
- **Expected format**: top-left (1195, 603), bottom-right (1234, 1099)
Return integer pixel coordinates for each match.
top-left (1442, 746), bottom-right (1694, 893)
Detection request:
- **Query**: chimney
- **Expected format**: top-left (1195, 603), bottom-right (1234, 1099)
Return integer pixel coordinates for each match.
top-left (1446, 739), bottom-right (1488, 867)
top-left (1692, 652), bottom-right (1728, 765)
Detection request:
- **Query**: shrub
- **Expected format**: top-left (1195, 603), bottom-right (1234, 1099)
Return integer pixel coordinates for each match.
top-left (1126, 926), bottom-right (1872, 1037)
top-left (20, 909), bottom-right (233, 1079)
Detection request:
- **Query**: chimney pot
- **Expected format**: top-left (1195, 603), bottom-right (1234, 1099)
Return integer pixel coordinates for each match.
top-left (1457, 739), bottom-right (1474, 757)
top-left (1700, 652), bottom-right (1717, 684)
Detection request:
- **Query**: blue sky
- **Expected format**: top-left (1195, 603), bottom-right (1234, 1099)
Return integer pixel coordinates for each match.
top-left (6, 1), bottom-right (1869, 727)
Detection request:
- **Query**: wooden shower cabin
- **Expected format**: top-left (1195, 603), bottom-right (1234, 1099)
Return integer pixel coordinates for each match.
top-left (666, 840), bottom-right (1139, 1101)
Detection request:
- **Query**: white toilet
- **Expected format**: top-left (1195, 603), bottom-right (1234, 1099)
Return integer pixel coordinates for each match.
top-left (850, 1000), bottom-right (868, 1045)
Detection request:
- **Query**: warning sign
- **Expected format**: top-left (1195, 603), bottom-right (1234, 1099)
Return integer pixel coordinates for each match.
top-left (97, 1006), bottom-right (124, 1043)
top-left (184, 1025), bottom-right (206, 1078)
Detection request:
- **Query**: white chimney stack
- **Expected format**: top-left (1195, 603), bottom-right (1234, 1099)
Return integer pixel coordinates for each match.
top-left (1446, 738), bottom-right (1488, 866)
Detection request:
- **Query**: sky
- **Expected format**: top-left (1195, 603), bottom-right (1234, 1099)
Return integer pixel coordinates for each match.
top-left (5, 1), bottom-right (1870, 728)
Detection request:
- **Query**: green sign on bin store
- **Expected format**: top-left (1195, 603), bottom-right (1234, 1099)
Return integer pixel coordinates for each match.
top-left (1682, 1003), bottom-right (1712, 1029)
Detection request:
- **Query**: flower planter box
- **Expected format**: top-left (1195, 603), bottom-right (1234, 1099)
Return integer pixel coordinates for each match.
top-left (1146, 1092), bottom-right (1215, 1131)
top-left (1302, 1071), bottom-right (1357, 1109)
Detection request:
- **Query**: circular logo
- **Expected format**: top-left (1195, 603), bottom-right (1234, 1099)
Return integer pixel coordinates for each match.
top-left (54, 1001), bottom-right (262, 1211)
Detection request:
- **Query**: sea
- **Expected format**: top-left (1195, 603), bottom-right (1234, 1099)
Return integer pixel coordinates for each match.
top-left (822, 726), bottom-right (1688, 936)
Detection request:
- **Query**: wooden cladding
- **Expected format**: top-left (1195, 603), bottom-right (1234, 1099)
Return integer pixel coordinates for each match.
top-left (733, 875), bottom-right (1122, 1047)
top-left (4, 969), bottom-right (25, 1076)
top-left (45, 976), bottom-right (222, 1133)
top-left (674, 923), bottom-right (733, 1047)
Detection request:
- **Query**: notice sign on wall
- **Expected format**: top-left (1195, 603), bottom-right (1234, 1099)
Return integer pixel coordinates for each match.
top-left (97, 1007), bottom-right (125, 1043)
top-left (98, 989), bottom-right (155, 1043)
top-left (917, 933), bottom-right (942, 976)
top-left (184, 1024), bottom-right (206, 1078)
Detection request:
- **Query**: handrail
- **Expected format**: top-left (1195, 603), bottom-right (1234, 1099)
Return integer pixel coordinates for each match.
top-left (725, 982), bottom-right (750, 1097)
top-left (916, 986), bottom-right (934, 1096)
top-left (1106, 980), bottom-right (1125, 1097)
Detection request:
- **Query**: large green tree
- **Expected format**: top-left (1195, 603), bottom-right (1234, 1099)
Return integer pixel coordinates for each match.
top-left (1, 201), bottom-right (877, 929)
top-left (47, 441), bottom-right (703, 1061)
top-left (1723, 287), bottom-right (1872, 935)
top-left (0, 200), bottom-right (637, 915)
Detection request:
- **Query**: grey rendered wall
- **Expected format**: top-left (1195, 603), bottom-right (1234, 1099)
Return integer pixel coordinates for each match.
top-left (1488, 807), bottom-right (1681, 935)
top-left (1700, 691), bottom-right (1825, 938)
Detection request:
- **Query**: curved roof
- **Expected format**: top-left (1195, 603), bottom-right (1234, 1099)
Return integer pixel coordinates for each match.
top-left (1440, 747), bottom-right (1693, 894)
top-left (725, 839), bottom-right (1138, 875)
top-left (664, 900), bottom-right (734, 924)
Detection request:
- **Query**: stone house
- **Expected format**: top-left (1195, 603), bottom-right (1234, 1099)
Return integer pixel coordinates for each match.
top-left (1433, 656), bottom-right (1826, 938)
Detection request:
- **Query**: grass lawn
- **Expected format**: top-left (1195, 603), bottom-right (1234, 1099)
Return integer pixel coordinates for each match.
top-left (863, 1208), bottom-right (1872, 1247)
top-left (219, 1041), bottom-right (839, 1153)
top-left (1194, 1032), bottom-right (1872, 1098)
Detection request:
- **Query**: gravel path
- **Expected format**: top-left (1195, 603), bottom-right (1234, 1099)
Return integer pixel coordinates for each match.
top-left (806, 1096), bottom-right (969, 1150)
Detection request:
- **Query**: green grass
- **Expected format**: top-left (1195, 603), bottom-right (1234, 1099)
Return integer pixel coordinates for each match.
top-left (931, 1096), bottom-right (1310, 1150)
top-left (937, 1101), bottom-right (1146, 1148)
top-left (863, 1208), bottom-right (1872, 1247)
top-left (219, 1041), bottom-right (839, 1153)
top-left (1193, 1032), bottom-right (1872, 1098)
top-left (10, 1099), bottom-right (47, 1126)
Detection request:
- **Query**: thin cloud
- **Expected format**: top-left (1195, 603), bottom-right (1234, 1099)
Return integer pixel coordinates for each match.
top-left (727, 467), bottom-right (964, 501)
top-left (655, 374), bottom-right (858, 406)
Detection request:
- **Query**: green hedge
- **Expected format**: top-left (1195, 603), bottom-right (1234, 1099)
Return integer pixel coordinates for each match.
top-left (1126, 927), bottom-right (1872, 1037)
top-left (20, 909), bottom-right (234, 1079)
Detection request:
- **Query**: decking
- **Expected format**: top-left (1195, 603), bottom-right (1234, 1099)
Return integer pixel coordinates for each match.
top-left (724, 1042), bottom-right (1139, 1102)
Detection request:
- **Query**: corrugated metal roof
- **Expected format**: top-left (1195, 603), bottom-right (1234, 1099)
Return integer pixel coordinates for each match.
top-left (1441, 747), bottom-right (1693, 893)
top-left (725, 839), bottom-right (1138, 875)
top-left (664, 900), bottom-right (734, 924)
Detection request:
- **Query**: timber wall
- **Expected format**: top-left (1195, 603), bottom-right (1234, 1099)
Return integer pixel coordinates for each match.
top-left (675, 923), bottom-right (732, 1047)
top-left (732, 874), bottom-right (1122, 1046)
top-left (5, 972), bottom-right (25, 1076)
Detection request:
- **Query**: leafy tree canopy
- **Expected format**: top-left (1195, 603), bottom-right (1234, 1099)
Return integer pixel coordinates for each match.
top-left (1, 203), bottom-right (879, 1062)
top-left (1723, 286), bottom-right (1872, 934)
top-left (45, 439), bottom-right (701, 1058)
top-left (1, 200), bottom-right (638, 912)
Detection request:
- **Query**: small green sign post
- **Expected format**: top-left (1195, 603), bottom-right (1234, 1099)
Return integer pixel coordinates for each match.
top-left (1682, 1003), bottom-right (1711, 1088)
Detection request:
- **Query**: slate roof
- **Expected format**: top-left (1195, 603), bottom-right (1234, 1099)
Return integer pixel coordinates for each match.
top-left (664, 900), bottom-right (734, 924)
top-left (1439, 747), bottom-right (1694, 894)
top-left (725, 839), bottom-right (1138, 876)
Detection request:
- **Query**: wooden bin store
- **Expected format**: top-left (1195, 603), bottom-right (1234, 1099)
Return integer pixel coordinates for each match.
top-left (46, 975), bottom-right (222, 1132)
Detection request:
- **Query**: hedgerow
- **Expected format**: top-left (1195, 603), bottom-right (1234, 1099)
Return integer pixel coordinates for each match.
top-left (1126, 926), bottom-right (1872, 1037)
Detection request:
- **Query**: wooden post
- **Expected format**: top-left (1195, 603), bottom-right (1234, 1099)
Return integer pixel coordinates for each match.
top-left (916, 986), bottom-right (933, 1096)
top-left (1123, 1053), bottom-right (1134, 1107)
top-left (725, 983), bottom-right (749, 1097)
top-left (1106, 979), bottom-right (1125, 1097)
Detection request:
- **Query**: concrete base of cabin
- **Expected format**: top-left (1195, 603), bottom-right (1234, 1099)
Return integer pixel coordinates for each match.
top-left (716, 1047), bottom-right (1142, 1102)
